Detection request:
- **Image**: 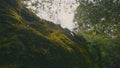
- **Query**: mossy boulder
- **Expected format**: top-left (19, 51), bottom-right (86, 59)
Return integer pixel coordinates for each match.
top-left (0, 0), bottom-right (98, 68)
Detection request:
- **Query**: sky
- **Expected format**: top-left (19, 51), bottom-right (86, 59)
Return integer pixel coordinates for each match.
top-left (24, 0), bottom-right (79, 30)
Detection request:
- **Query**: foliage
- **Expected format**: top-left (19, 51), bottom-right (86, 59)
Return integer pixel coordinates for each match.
top-left (74, 0), bottom-right (120, 68)
top-left (74, 0), bottom-right (120, 37)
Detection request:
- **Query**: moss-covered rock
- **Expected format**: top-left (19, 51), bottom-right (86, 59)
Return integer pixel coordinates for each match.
top-left (0, 0), bottom-right (98, 68)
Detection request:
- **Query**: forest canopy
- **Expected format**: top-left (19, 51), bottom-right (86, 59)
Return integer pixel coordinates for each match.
top-left (74, 0), bottom-right (120, 68)
top-left (74, 0), bottom-right (120, 38)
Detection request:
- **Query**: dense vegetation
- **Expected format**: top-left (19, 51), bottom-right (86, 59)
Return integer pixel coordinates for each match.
top-left (74, 0), bottom-right (120, 68)
top-left (0, 0), bottom-right (97, 68)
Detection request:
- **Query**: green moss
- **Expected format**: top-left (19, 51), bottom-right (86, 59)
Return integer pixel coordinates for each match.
top-left (0, 0), bottom-right (98, 68)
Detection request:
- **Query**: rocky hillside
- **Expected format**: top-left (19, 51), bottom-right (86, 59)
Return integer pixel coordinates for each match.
top-left (0, 0), bottom-right (98, 68)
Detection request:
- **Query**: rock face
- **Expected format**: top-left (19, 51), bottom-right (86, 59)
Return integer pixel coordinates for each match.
top-left (0, 0), bottom-right (98, 68)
